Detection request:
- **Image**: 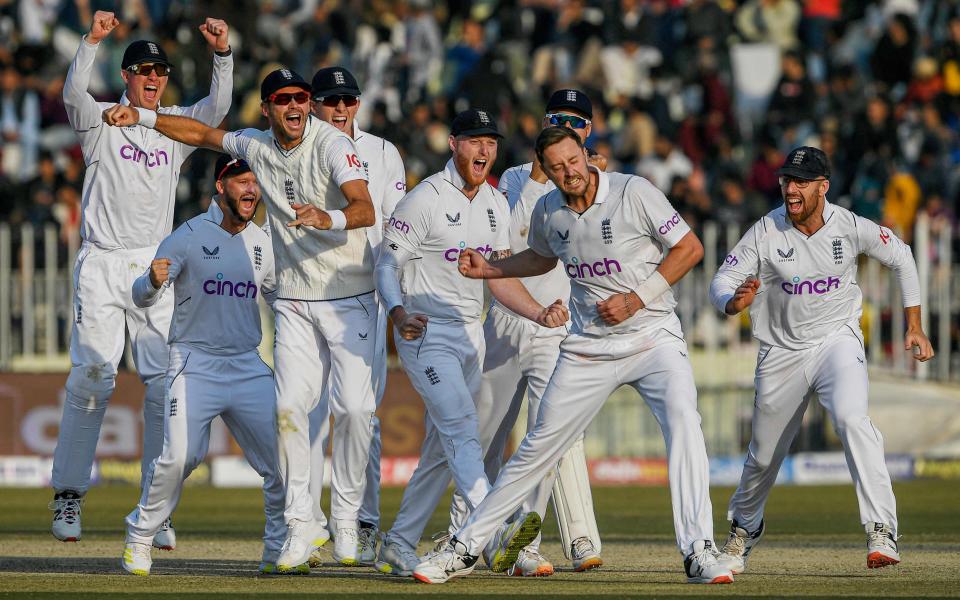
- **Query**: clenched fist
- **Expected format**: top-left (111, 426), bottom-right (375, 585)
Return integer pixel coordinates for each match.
top-left (457, 247), bottom-right (490, 279)
top-left (199, 18), bottom-right (230, 53)
top-left (287, 203), bottom-right (332, 229)
top-left (102, 104), bottom-right (140, 127)
top-left (89, 11), bottom-right (120, 44)
top-left (149, 258), bottom-right (171, 289)
top-left (725, 276), bottom-right (760, 315)
top-left (536, 299), bottom-right (569, 328)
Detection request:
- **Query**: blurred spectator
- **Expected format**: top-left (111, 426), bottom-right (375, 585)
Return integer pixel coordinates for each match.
top-left (636, 133), bottom-right (693, 192)
top-left (870, 13), bottom-right (917, 93)
top-left (735, 0), bottom-right (801, 50)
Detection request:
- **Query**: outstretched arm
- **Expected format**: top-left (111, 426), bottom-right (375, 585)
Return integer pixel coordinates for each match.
top-left (63, 11), bottom-right (120, 135)
top-left (102, 107), bottom-right (227, 151)
top-left (458, 247), bottom-right (558, 279)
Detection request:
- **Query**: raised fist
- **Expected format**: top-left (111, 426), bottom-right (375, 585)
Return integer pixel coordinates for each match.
top-left (89, 11), bottom-right (120, 44)
top-left (199, 18), bottom-right (230, 53)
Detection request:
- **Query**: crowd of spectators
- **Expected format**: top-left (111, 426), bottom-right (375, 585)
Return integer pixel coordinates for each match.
top-left (1, 0), bottom-right (959, 259)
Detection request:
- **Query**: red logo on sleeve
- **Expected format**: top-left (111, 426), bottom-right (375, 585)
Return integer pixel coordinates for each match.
top-left (346, 153), bottom-right (362, 168)
top-left (879, 228), bottom-right (890, 245)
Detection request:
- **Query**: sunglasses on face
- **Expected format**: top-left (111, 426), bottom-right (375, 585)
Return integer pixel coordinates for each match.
top-left (126, 63), bottom-right (170, 77)
top-left (269, 91), bottom-right (311, 106)
top-left (546, 112), bottom-right (590, 129)
top-left (779, 176), bottom-right (825, 189)
top-left (315, 95), bottom-right (359, 108)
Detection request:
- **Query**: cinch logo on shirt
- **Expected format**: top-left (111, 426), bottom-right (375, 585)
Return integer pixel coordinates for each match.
top-left (564, 256), bottom-right (622, 279)
top-left (780, 276), bottom-right (840, 295)
top-left (203, 273), bottom-right (258, 299)
top-left (119, 145), bottom-right (169, 168)
top-left (658, 212), bottom-right (682, 235)
top-left (388, 216), bottom-right (410, 234)
top-left (444, 242), bottom-right (493, 262)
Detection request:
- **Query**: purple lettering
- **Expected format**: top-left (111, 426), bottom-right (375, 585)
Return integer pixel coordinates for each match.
top-left (388, 217), bottom-right (410, 234)
top-left (203, 280), bottom-right (217, 294)
top-left (781, 276), bottom-right (843, 295)
top-left (444, 248), bottom-right (460, 262)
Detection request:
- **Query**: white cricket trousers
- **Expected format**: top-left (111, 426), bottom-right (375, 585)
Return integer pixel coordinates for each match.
top-left (308, 301), bottom-right (388, 528)
top-left (53, 243), bottom-right (172, 494)
top-left (125, 345), bottom-right (285, 555)
top-left (274, 295), bottom-right (377, 524)
top-left (457, 330), bottom-right (715, 557)
top-left (385, 320), bottom-right (490, 551)
top-left (728, 328), bottom-right (898, 535)
top-left (448, 305), bottom-right (600, 554)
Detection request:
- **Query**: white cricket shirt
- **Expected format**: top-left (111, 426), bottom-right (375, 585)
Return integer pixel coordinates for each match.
top-left (382, 159), bottom-right (510, 323)
top-left (353, 123), bottom-right (406, 258)
top-left (64, 37), bottom-right (233, 250)
top-left (709, 201), bottom-right (921, 351)
top-left (527, 168), bottom-right (689, 356)
top-left (221, 115), bottom-right (370, 300)
top-left (133, 202), bottom-right (277, 355)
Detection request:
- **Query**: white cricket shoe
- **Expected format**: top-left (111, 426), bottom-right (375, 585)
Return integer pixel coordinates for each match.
top-left (375, 535), bottom-right (419, 576)
top-left (277, 519), bottom-right (330, 572)
top-left (334, 521), bottom-right (360, 566)
top-left (717, 519), bottom-right (764, 574)
top-left (412, 538), bottom-right (478, 584)
top-left (484, 512), bottom-right (542, 573)
top-left (357, 524), bottom-right (378, 565)
top-left (121, 541), bottom-right (152, 576)
top-left (571, 536), bottom-right (603, 572)
top-left (866, 522), bottom-right (900, 569)
top-left (50, 490), bottom-right (83, 542)
top-left (507, 547), bottom-right (555, 577)
top-left (260, 548), bottom-right (310, 574)
top-left (684, 540), bottom-right (734, 584)
top-left (153, 518), bottom-right (176, 551)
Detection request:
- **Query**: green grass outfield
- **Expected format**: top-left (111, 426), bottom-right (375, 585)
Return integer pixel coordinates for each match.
top-left (0, 480), bottom-right (958, 599)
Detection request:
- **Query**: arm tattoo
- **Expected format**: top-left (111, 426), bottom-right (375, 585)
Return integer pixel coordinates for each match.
top-left (490, 249), bottom-right (512, 262)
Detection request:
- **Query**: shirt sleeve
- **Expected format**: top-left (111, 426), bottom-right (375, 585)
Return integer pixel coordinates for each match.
top-left (381, 186), bottom-right (434, 254)
top-left (709, 220), bottom-right (764, 314)
top-left (220, 129), bottom-right (258, 162)
top-left (62, 37), bottom-right (105, 153)
top-left (525, 195), bottom-right (556, 258)
top-left (132, 225), bottom-right (188, 307)
top-left (492, 194), bottom-right (511, 251)
top-left (324, 135), bottom-right (368, 186)
top-left (854, 214), bottom-right (921, 307)
top-left (375, 241), bottom-right (416, 311)
top-left (381, 140), bottom-right (407, 223)
top-left (634, 177), bottom-right (691, 248)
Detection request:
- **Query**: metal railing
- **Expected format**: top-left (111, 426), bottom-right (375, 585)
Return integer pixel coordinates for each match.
top-left (0, 219), bottom-right (956, 379)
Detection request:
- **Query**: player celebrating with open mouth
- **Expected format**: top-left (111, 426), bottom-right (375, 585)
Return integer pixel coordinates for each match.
top-left (414, 126), bottom-right (732, 585)
top-left (709, 146), bottom-right (934, 573)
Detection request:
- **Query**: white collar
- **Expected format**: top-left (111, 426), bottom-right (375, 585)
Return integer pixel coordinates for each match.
top-left (443, 158), bottom-right (470, 192)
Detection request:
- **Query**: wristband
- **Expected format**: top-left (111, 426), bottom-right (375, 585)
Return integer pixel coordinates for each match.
top-left (135, 107), bottom-right (157, 129)
top-left (328, 209), bottom-right (347, 231)
top-left (215, 46), bottom-right (232, 57)
top-left (635, 271), bottom-right (670, 307)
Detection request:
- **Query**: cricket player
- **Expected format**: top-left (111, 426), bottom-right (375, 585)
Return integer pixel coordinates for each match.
top-left (708, 146), bottom-right (934, 572)
top-left (305, 67), bottom-right (406, 567)
top-left (121, 156), bottom-right (284, 576)
top-left (414, 126), bottom-right (733, 585)
top-left (458, 89), bottom-right (605, 576)
top-left (372, 110), bottom-right (570, 577)
top-left (102, 68), bottom-right (378, 571)
top-left (51, 10), bottom-right (233, 547)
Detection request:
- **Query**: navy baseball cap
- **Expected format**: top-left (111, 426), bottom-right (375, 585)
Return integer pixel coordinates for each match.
top-left (778, 146), bottom-right (831, 180)
top-left (311, 67), bottom-right (361, 99)
top-left (214, 154), bottom-right (252, 183)
top-left (260, 68), bottom-right (311, 101)
top-left (450, 109), bottom-right (503, 138)
top-left (122, 40), bottom-right (171, 69)
top-left (546, 89), bottom-right (593, 119)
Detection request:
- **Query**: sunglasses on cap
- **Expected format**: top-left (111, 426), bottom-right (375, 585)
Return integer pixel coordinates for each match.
top-left (315, 94), bottom-right (359, 108)
top-left (126, 63), bottom-right (170, 77)
top-left (217, 158), bottom-right (250, 181)
top-left (268, 91), bottom-right (311, 106)
top-left (546, 113), bottom-right (590, 129)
